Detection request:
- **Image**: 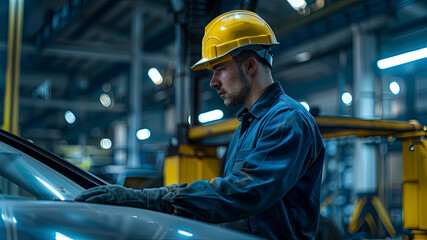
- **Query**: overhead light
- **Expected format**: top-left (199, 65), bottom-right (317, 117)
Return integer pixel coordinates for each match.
top-left (136, 128), bottom-right (151, 141)
top-left (287, 0), bottom-right (307, 10)
top-left (100, 138), bottom-right (112, 149)
top-left (102, 82), bottom-right (112, 92)
top-left (99, 93), bottom-right (112, 107)
top-left (148, 67), bottom-right (163, 85)
top-left (300, 102), bottom-right (310, 111)
top-left (377, 46), bottom-right (427, 69)
top-left (341, 92), bottom-right (353, 106)
top-left (198, 109), bottom-right (224, 123)
top-left (295, 52), bottom-right (311, 63)
top-left (389, 81), bottom-right (400, 95)
top-left (64, 111), bottom-right (76, 124)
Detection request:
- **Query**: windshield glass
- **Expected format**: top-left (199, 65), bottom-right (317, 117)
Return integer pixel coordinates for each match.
top-left (0, 140), bottom-right (84, 200)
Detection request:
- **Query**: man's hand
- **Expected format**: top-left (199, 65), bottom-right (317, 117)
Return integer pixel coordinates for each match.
top-left (75, 185), bottom-right (149, 208)
top-left (75, 183), bottom-right (187, 212)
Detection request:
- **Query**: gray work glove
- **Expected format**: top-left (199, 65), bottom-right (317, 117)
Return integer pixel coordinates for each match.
top-left (75, 183), bottom-right (187, 213)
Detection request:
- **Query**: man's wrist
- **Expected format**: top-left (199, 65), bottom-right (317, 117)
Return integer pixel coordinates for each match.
top-left (143, 187), bottom-right (170, 212)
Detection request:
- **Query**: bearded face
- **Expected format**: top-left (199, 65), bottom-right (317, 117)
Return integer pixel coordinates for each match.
top-left (210, 60), bottom-right (251, 107)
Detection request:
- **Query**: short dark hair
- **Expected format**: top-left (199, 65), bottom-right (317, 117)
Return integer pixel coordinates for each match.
top-left (232, 50), bottom-right (272, 71)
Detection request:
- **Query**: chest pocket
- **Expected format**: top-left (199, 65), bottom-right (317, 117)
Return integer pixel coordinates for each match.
top-left (232, 150), bottom-right (250, 171)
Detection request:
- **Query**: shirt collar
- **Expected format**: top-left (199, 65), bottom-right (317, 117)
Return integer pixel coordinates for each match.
top-left (237, 82), bottom-right (284, 121)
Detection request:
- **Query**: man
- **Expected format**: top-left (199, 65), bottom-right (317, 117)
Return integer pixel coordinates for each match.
top-left (76, 10), bottom-right (325, 240)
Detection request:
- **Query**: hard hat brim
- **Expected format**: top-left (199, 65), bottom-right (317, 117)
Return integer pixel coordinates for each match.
top-left (191, 43), bottom-right (279, 71)
top-left (191, 54), bottom-right (232, 71)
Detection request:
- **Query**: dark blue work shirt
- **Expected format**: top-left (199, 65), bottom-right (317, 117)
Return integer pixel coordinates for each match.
top-left (166, 82), bottom-right (325, 240)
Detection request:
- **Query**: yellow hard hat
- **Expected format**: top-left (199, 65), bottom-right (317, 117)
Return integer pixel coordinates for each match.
top-left (191, 10), bottom-right (279, 71)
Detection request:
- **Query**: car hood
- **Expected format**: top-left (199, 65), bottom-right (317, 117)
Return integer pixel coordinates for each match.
top-left (0, 199), bottom-right (261, 240)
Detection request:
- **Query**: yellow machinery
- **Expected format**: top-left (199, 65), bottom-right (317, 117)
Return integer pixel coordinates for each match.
top-left (165, 116), bottom-right (427, 239)
top-left (164, 144), bottom-right (219, 185)
top-left (400, 130), bottom-right (427, 240)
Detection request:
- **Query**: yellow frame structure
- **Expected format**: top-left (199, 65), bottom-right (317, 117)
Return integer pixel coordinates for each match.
top-left (2, 0), bottom-right (24, 135)
top-left (188, 116), bottom-right (422, 141)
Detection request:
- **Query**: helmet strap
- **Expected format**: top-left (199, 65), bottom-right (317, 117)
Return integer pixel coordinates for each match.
top-left (255, 49), bottom-right (273, 67)
top-left (230, 47), bottom-right (273, 68)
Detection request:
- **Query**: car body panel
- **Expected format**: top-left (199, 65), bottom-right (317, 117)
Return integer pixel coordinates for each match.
top-left (0, 198), bottom-right (261, 240)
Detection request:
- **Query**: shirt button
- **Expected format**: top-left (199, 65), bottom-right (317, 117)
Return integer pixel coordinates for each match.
top-left (248, 118), bottom-right (253, 123)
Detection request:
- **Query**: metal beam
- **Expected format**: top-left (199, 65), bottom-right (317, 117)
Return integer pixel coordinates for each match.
top-left (21, 128), bottom-right (63, 139)
top-left (141, 0), bottom-right (170, 18)
top-left (19, 71), bottom-right (68, 87)
top-left (352, 24), bottom-right (378, 197)
top-left (89, 25), bottom-right (130, 43)
top-left (274, 14), bottom-right (391, 69)
top-left (0, 41), bottom-right (172, 64)
top-left (127, 0), bottom-right (144, 168)
top-left (19, 98), bottom-right (127, 113)
top-left (275, 0), bottom-right (363, 37)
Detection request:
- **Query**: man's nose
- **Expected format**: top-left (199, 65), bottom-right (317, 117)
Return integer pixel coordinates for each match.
top-left (210, 74), bottom-right (220, 89)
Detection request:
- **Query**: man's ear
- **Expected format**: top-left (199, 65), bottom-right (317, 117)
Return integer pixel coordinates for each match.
top-left (245, 57), bottom-right (258, 76)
